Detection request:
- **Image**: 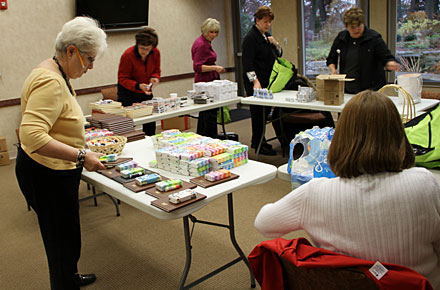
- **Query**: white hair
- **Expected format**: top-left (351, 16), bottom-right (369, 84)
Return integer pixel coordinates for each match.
top-left (55, 16), bottom-right (107, 58)
top-left (201, 18), bottom-right (220, 36)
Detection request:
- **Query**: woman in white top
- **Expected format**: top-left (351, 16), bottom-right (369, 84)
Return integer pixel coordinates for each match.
top-left (254, 90), bottom-right (440, 288)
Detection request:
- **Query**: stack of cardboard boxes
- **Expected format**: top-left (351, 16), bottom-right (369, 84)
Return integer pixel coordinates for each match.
top-left (316, 74), bottom-right (353, 105)
top-left (0, 136), bottom-right (9, 166)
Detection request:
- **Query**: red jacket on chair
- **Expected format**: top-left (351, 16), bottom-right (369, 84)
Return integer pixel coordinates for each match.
top-left (248, 238), bottom-right (433, 290)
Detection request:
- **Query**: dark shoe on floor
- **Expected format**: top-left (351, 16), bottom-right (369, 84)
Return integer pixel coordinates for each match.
top-left (256, 146), bottom-right (276, 156)
top-left (75, 273), bottom-right (96, 287)
top-left (251, 142), bottom-right (273, 150)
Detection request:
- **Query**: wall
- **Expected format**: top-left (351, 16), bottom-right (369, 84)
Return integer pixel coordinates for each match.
top-left (0, 0), bottom-right (234, 157)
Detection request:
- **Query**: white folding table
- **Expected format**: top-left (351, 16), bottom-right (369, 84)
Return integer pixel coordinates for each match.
top-left (241, 91), bottom-right (439, 160)
top-left (81, 138), bottom-right (277, 289)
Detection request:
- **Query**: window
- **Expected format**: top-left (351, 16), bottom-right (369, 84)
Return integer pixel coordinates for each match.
top-left (239, 0), bottom-right (271, 38)
top-left (394, 0), bottom-right (440, 83)
top-left (300, 0), bottom-right (366, 77)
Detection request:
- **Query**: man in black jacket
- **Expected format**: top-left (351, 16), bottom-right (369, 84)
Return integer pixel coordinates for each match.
top-left (326, 8), bottom-right (400, 93)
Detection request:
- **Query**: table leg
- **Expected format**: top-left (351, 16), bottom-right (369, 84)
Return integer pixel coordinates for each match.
top-left (177, 216), bottom-right (192, 290)
top-left (177, 193), bottom-right (256, 289)
top-left (220, 107), bottom-right (227, 138)
top-left (227, 193), bottom-right (256, 288)
top-left (255, 106), bottom-right (267, 161)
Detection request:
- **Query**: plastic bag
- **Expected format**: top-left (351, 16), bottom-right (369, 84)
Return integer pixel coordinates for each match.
top-left (288, 126), bottom-right (336, 189)
top-left (217, 106), bottom-right (231, 124)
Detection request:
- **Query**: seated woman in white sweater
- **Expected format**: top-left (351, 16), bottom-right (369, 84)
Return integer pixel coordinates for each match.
top-left (254, 90), bottom-right (440, 288)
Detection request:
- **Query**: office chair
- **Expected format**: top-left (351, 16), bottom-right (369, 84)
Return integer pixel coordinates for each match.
top-left (249, 237), bottom-right (433, 290)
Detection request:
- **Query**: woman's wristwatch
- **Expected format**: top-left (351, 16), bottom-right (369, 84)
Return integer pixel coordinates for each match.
top-left (76, 149), bottom-right (86, 168)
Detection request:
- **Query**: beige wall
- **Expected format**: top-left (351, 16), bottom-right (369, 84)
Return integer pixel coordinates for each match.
top-left (0, 0), bottom-right (234, 157)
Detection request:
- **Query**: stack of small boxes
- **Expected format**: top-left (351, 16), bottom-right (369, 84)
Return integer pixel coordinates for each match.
top-left (190, 80), bottom-right (238, 102)
top-left (0, 136), bottom-right (9, 166)
top-left (151, 130), bottom-right (248, 177)
top-left (144, 97), bottom-right (181, 113)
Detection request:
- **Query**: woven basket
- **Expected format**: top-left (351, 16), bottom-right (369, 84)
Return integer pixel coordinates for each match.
top-left (87, 136), bottom-right (127, 155)
top-left (378, 84), bottom-right (416, 123)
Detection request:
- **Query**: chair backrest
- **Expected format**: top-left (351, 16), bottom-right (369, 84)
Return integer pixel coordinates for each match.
top-left (280, 256), bottom-right (379, 290)
top-left (101, 86), bottom-right (118, 101)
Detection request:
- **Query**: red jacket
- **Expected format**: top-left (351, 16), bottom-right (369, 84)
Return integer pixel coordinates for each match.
top-left (248, 238), bottom-right (433, 290)
top-left (117, 46), bottom-right (161, 94)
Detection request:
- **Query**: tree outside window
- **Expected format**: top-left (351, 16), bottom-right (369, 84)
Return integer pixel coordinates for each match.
top-left (303, 0), bottom-right (361, 77)
top-left (239, 0), bottom-right (271, 38)
top-left (396, 0), bottom-right (440, 82)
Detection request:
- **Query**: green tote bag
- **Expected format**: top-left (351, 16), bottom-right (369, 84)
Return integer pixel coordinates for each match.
top-left (268, 57), bottom-right (295, 93)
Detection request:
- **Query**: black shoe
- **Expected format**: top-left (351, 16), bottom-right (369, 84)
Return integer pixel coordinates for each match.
top-left (256, 146), bottom-right (276, 156)
top-left (251, 142), bottom-right (273, 150)
top-left (75, 274), bottom-right (96, 287)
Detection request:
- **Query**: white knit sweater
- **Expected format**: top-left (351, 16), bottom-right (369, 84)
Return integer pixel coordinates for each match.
top-left (255, 167), bottom-right (440, 288)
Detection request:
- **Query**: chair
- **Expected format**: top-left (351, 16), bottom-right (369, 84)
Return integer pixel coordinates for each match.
top-left (280, 74), bottom-right (334, 149)
top-left (248, 237), bottom-right (433, 290)
top-left (100, 86), bottom-right (118, 101)
top-left (280, 256), bottom-right (378, 290)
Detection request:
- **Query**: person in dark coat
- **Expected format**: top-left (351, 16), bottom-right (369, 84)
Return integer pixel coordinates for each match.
top-left (242, 6), bottom-right (283, 155)
top-left (326, 7), bottom-right (400, 94)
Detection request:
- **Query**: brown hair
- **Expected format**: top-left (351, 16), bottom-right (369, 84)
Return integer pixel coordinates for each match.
top-left (328, 90), bottom-right (415, 178)
top-left (254, 6), bottom-right (274, 22)
top-left (344, 7), bottom-right (365, 26)
top-left (135, 27), bottom-right (158, 47)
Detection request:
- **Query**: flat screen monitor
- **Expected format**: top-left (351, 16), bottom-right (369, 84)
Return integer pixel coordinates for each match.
top-left (76, 0), bottom-right (149, 30)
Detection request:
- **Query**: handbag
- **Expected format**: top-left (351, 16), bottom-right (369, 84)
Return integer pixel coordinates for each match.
top-left (268, 57), bottom-right (297, 93)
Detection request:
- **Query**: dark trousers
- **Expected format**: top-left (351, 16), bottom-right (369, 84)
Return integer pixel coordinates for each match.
top-left (197, 109), bottom-right (218, 138)
top-left (249, 105), bottom-right (281, 147)
top-left (16, 147), bottom-right (82, 290)
top-left (117, 84), bottom-right (156, 136)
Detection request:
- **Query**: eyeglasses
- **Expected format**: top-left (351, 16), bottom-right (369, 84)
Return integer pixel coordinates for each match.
top-left (76, 48), bottom-right (95, 69)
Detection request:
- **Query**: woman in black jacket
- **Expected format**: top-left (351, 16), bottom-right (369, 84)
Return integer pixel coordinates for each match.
top-left (242, 6), bottom-right (282, 155)
top-left (326, 8), bottom-right (400, 93)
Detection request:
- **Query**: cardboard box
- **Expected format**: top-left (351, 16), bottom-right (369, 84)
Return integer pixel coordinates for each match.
top-left (0, 151), bottom-right (10, 166)
top-left (0, 136), bottom-right (7, 152)
top-left (316, 74), bottom-right (353, 105)
top-left (161, 116), bottom-right (191, 131)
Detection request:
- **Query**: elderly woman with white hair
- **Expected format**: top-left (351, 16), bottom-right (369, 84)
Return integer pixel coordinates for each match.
top-left (15, 17), bottom-right (107, 289)
top-left (191, 17), bottom-right (225, 137)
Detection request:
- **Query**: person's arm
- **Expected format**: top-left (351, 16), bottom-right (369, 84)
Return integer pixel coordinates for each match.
top-left (150, 48), bottom-right (161, 80)
top-left (254, 183), bottom-right (308, 237)
top-left (117, 52), bottom-right (138, 92)
top-left (326, 35), bottom-right (340, 72)
top-left (201, 65), bottom-right (225, 73)
top-left (20, 78), bottom-right (105, 171)
top-left (36, 139), bottom-right (105, 171)
top-left (267, 35), bottom-right (282, 57)
top-left (328, 63), bottom-right (338, 74)
top-left (242, 33), bottom-right (260, 89)
top-left (373, 34), bottom-right (400, 71)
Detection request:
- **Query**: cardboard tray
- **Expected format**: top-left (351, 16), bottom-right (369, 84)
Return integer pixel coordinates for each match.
top-left (145, 180), bottom-right (197, 198)
top-left (189, 173), bottom-right (239, 188)
top-left (151, 192), bottom-right (206, 212)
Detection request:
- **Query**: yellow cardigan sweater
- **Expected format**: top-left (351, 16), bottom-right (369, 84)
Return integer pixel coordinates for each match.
top-left (20, 68), bottom-right (85, 170)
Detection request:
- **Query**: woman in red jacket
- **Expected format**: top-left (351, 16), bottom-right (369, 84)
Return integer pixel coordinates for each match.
top-left (117, 27), bottom-right (161, 135)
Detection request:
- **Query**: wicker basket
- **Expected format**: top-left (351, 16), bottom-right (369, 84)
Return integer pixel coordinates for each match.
top-left (379, 84), bottom-right (416, 123)
top-left (87, 136), bottom-right (127, 155)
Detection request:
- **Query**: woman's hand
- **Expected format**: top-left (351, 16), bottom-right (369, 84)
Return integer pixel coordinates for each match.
top-left (267, 36), bottom-right (280, 48)
top-left (83, 151), bottom-right (106, 171)
top-left (385, 61), bottom-right (400, 71)
top-left (215, 65), bottom-right (226, 73)
top-left (328, 64), bottom-right (338, 74)
top-left (253, 79), bottom-right (262, 90)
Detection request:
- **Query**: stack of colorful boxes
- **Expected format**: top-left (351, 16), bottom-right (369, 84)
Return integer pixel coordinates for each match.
top-left (151, 130), bottom-right (248, 177)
